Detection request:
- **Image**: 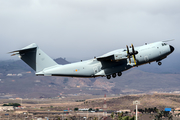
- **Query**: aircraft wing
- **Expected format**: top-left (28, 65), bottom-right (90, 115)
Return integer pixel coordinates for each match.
top-left (97, 54), bottom-right (127, 61)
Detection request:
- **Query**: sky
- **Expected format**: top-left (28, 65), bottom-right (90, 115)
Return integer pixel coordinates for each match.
top-left (0, 0), bottom-right (179, 61)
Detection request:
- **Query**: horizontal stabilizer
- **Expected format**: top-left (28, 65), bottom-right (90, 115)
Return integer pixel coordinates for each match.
top-left (9, 43), bottom-right (38, 55)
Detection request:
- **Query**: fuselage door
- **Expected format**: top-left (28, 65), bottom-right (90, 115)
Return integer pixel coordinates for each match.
top-left (144, 56), bottom-right (149, 62)
top-left (93, 66), bottom-right (98, 74)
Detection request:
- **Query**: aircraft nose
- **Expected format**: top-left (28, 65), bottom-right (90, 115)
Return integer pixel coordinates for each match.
top-left (169, 45), bottom-right (174, 53)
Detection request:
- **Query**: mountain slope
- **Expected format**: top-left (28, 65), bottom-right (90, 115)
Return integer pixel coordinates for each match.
top-left (0, 57), bottom-right (180, 98)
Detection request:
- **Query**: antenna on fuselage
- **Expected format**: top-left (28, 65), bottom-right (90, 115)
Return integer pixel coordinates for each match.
top-left (162, 39), bottom-right (174, 42)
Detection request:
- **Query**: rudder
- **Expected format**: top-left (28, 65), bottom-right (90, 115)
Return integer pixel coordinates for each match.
top-left (10, 43), bottom-right (58, 72)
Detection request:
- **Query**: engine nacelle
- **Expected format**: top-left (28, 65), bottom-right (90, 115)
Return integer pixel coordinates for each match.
top-left (114, 54), bottom-right (127, 61)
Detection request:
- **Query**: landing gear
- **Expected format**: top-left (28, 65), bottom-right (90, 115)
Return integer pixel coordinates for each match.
top-left (158, 62), bottom-right (162, 66)
top-left (107, 75), bottom-right (111, 79)
top-left (112, 73), bottom-right (116, 78)
top-left (118, 72), bottom-right (122, 76)
top-left (106, 72), bottom-right (122, 79)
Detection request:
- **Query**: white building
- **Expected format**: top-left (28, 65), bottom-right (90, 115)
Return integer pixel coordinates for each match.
top-left (0, 106), bottom-right (14, 111)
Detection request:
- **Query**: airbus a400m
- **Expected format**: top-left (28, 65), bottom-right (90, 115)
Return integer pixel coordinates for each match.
top-left (10, 40), bottom-right (174, 79)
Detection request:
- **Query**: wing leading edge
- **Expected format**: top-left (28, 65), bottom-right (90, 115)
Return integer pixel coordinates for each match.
top-left (97, 54), bottom-right (127, 61)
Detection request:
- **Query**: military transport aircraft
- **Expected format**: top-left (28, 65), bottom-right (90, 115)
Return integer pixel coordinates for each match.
top-left (10, 40), bottom-right (174, 79)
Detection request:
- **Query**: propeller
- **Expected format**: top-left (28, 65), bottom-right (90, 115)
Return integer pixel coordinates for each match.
top-left (126, 45), bottom-right (131, 64)
top-left (131, 44), bottom-right (137, 65)
top-left (126, 44), bottom-right (138, 65)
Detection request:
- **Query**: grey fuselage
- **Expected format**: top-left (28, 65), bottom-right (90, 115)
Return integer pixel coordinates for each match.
top-left (36, 41), bottom-right (174, 78)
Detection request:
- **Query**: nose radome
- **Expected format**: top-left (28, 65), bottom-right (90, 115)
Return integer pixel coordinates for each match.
top-left (170, 45), bottom-right (174, 53)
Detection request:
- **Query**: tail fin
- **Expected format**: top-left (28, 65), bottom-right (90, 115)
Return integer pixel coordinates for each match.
top-left (10, 43), bottom-right (58, 72)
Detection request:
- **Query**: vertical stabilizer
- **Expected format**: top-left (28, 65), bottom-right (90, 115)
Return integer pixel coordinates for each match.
top-left (10, 43), bottom-right (58, 72)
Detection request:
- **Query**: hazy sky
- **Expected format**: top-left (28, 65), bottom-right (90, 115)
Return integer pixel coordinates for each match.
top-left (0, 0), bottom-right (179, 61)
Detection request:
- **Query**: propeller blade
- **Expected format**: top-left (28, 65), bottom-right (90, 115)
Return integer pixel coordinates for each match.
top-left (131, 44), bottom-right (135, 54)
top-left (132, 55), bottom-right (137, 65)
top-left (131, 44), bottom-right (137, 65)
top-left (129, 57), bottom-right (131, 64)
top-left (126, 45), bottom-right (131, 64)
top-left (131, 44), bottom-right (138, 54)
top-left (126, 45), bottom-right (130, 55)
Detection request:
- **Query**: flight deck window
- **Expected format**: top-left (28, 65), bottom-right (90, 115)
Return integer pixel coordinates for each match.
top-left (162, 43), bottom-right (167, 46)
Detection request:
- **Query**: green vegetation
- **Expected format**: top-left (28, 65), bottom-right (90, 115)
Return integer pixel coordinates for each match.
top-left (154, 111), bottom-right (173, 120)
top-left (111, 112), bottom-right (135, 120)
top-left (75, 99), bottom-right (85, 102)
top-left (88, 108), bottom-right (92, 111)
top-left (111, 112), bottom-right (115, 119)
top-left (134, 107), bottom-right (158, 113)
top-left (129, 116), bottom-right (135, 120)
top-left (74, 108), bottom-right (78, 111)
top-left (3, 103), bottom-right (21, 107)
top-left (95, 108), bottom-right (99, 112)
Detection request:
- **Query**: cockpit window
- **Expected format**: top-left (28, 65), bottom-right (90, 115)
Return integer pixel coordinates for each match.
top-left (123, 49), bottom-right (127, 51)
top-left (162, 43), bottom-right (167, 46)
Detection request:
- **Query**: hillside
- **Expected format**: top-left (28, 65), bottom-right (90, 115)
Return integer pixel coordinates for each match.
top-left (0, 57), bottom-right (69, 75)
top-left (0, 57), bottom-right (180, 98)
top-left (135, 53), bottom-right (180, 74)
top-left (75, 93), bottom-right (180, 111)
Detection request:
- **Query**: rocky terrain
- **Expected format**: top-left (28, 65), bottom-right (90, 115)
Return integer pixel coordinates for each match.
top-left (0, 54), bottom-right (179, 98)
top-left (76, 93), bottom-right (180, 111)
